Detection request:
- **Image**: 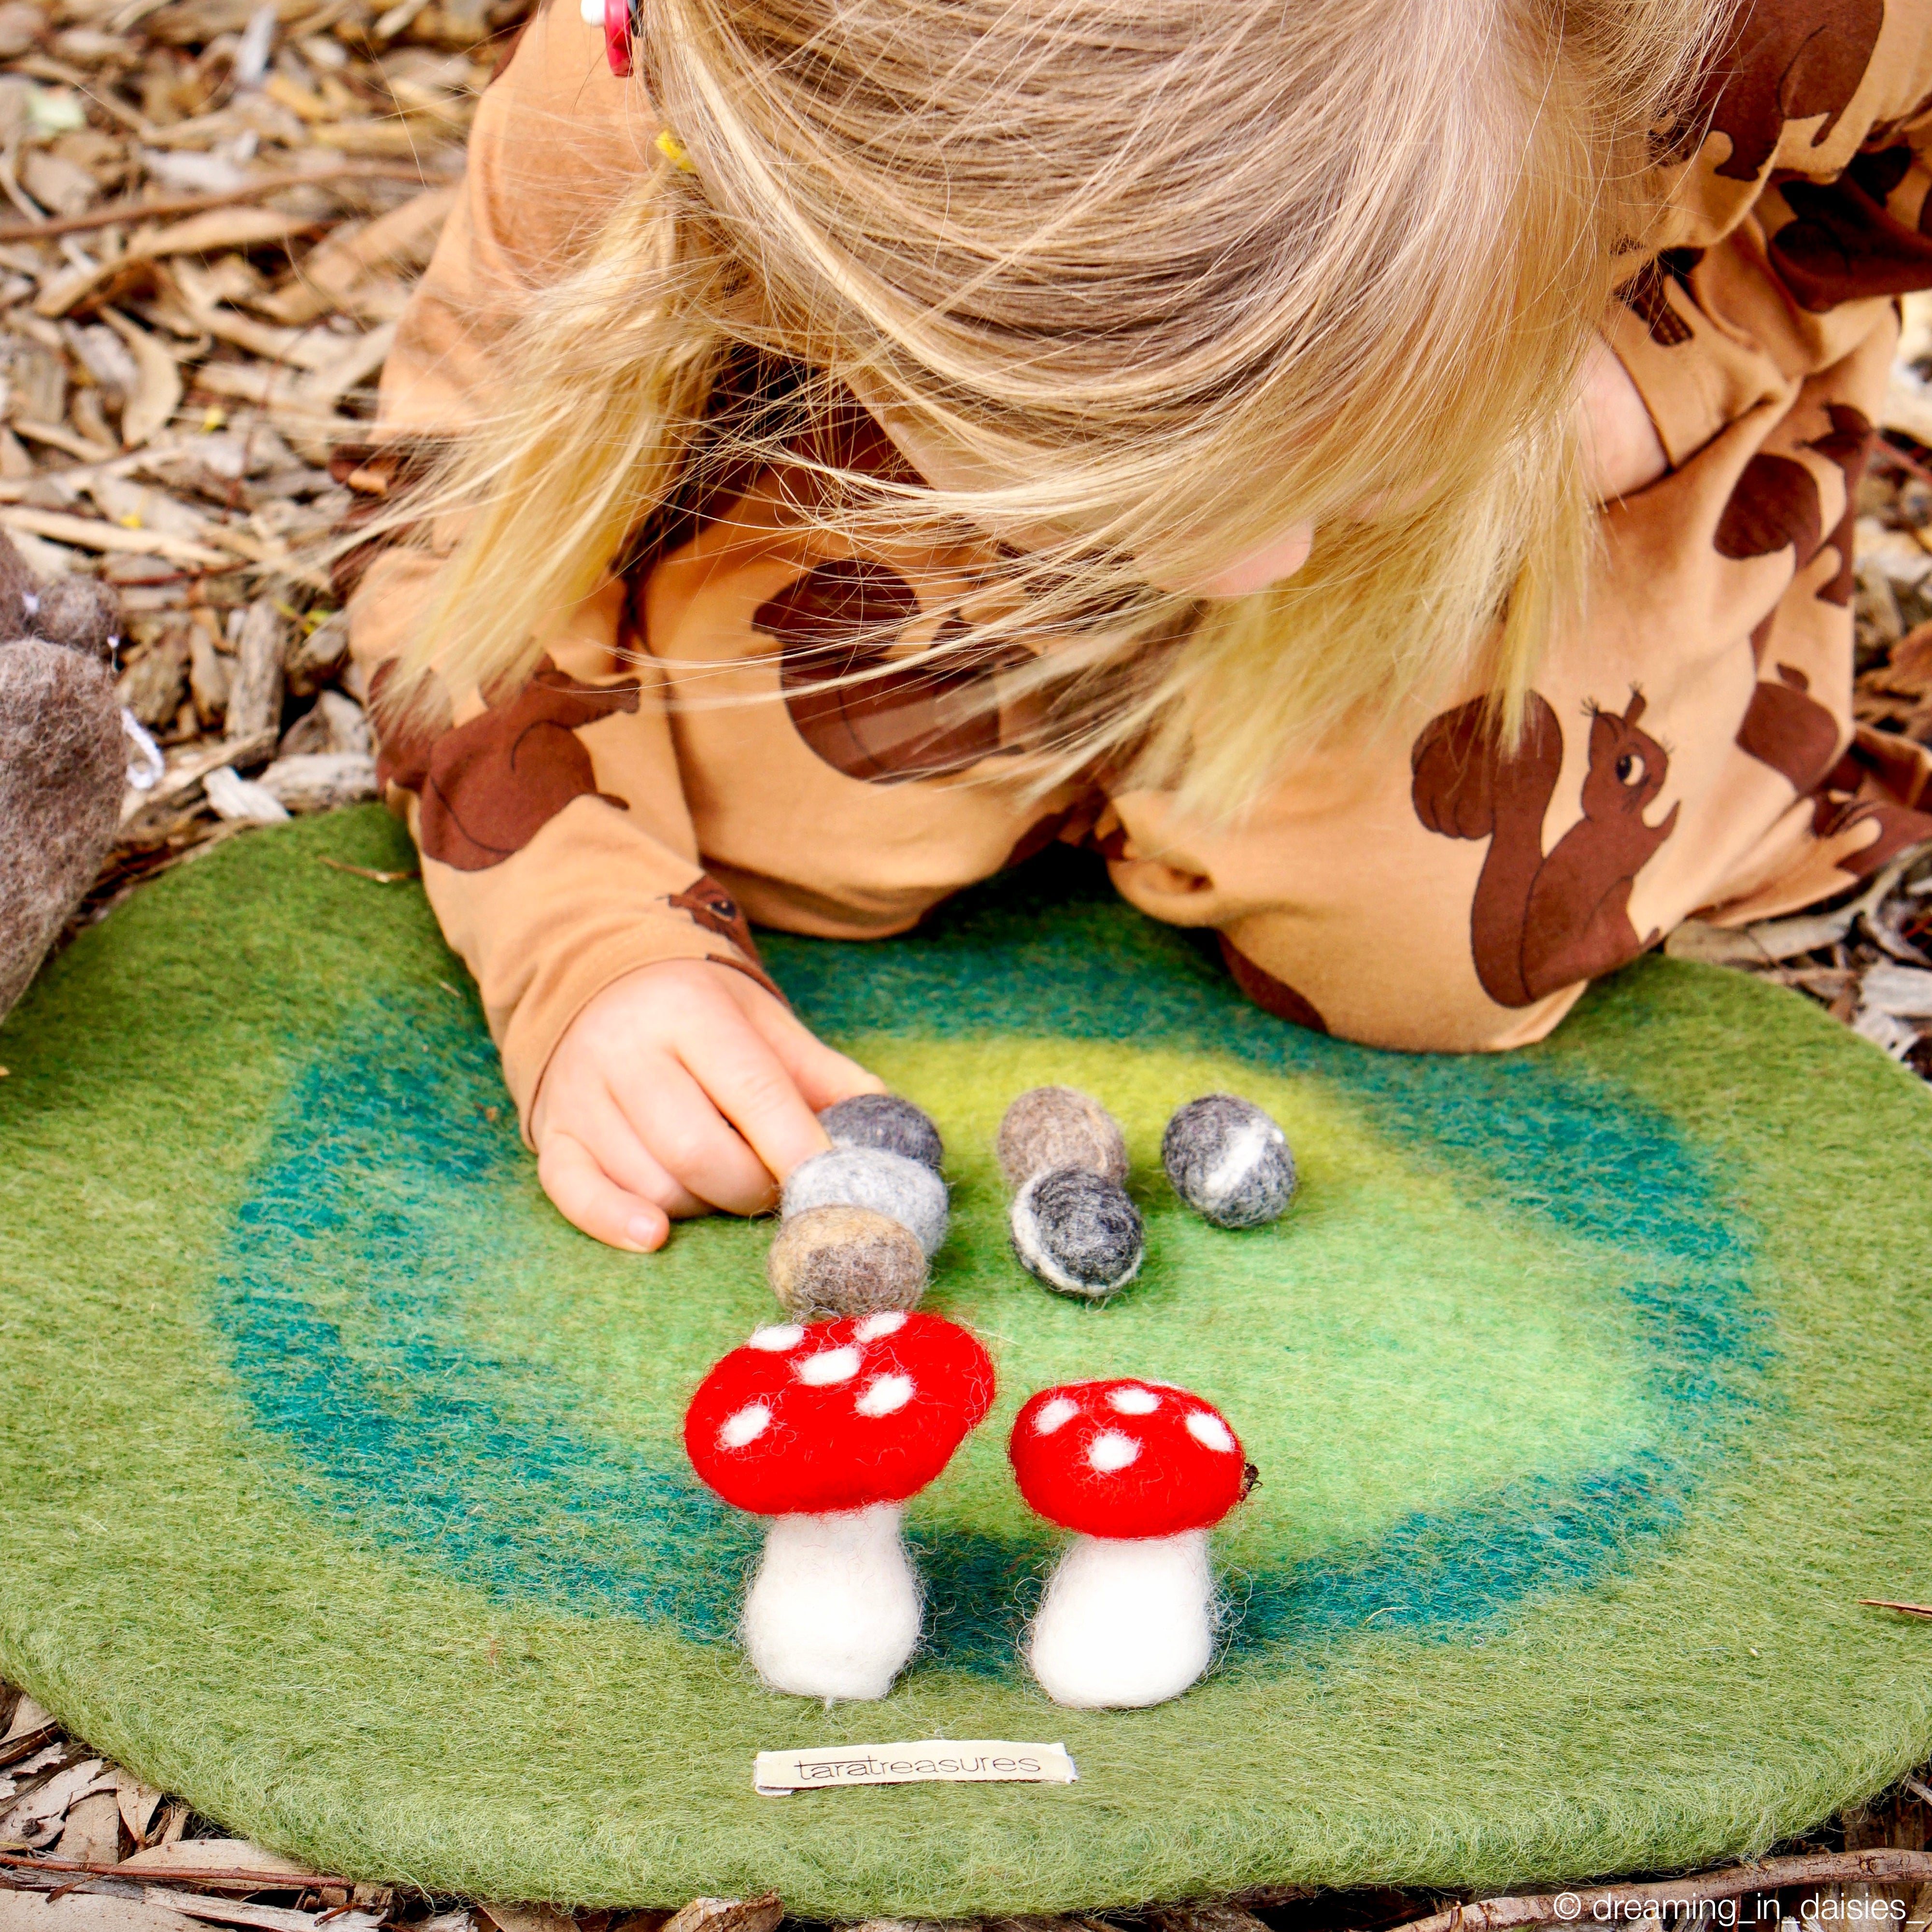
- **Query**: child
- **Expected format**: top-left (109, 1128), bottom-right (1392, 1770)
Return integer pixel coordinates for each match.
top-left (344, 0), bottom-right (1932, 1252)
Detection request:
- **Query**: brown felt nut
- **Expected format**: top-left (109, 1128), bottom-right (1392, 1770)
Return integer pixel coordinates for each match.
top-left (996, 1085), bottom-right (1129, 1189)
top-left (767, 1204), bottom-right (928, 1321)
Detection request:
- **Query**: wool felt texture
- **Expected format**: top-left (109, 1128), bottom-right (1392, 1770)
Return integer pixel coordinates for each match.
top-left (995, 1086), bottom-right (1130, 1186)
top-left (781, 1144), bottom-right (951, 1257)
top-left (766, 1204), bottom-right (928, 1319)
top-left (683, 1311), bottom-right (996, 1514)
top-left (0, 538), bottom-right (125, 1021)
top-left (1009, 1381), bottom-right (1247, 1539)
top-left (1162, 1094), bottom-right (1297, 1228)
top-left (739, 1503), bottom-right (924, 1702)
top-left (6, 808), bottom-right (1932, 1913)
top-left (1009, 1168), bottom-right (1146, 1299)
top-left (1025, 1529), bottom-right (1218, 1711)
top-left (820, 1094), bottom-right (947, 1173)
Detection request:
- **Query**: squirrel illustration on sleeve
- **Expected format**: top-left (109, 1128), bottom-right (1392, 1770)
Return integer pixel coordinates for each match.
top-left (1411, 688), bottom-right (1680, 1008)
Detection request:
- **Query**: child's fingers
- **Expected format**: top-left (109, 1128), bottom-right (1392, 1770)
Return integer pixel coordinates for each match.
top-left (537, 1129), bottom-right (671, 1252)
top-left (576, 1097), bottom-right (710, 1221)
top-left (734, 983), bottom-right (888, 1112)
top-left (615, 1055), bottom-right (790, 1217)
top-left (673, 1009), bottom-right (834, 1193)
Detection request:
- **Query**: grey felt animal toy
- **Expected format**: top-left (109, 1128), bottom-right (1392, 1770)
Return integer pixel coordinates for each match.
top-left (0, 535), bottom-right (127, 1023)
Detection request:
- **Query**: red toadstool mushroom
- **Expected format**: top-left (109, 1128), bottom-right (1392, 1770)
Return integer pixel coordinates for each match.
top-left (1008, 1377), bottom-right (1250, 1707)
top-left (684, 1309), bottom-right (995, 1700)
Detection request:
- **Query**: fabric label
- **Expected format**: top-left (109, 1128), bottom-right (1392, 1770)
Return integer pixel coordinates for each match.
top-left (753, 1739), bottom-right (1078, 1796)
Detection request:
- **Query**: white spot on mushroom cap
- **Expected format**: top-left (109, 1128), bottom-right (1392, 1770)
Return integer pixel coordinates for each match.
top-left (855, 1310), bottom-right (907, 1342)
top-left (1109, 1385), bottom-right (1160, 1415)
top-left (855, 1372), bottom-right (914, 1417)
top-left (1186, 1410), bottom-right (1236, 1453)
top-left (1034, 1395), bottom-right (1080, 1435)
top-left (748, 1324), bottom-right (803, 1352)
top-left (796, 1344), bottom-right (862, 1386)
top-left (720, 1402), bottom-right (771, 1448)
top-left (1088, 1430), bottom-right (1141, 1474)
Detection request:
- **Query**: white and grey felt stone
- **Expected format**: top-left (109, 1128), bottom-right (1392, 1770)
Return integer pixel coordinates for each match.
top-left (818, 1093), bottom-right (944, 1174)
top-left (1009, 1167), bottom-right (1144, 1300)
top-left (1161, 1093), bottom-right (1297, 1228)
top-left (782, 1144), bottom-right (950, 1258)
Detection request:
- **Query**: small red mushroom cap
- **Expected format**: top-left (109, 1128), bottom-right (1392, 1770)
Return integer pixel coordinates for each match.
top-left (1008, 1378), bottom-right (1247, 1540)
top-left (684, 1310), bottom-right (995, 1516)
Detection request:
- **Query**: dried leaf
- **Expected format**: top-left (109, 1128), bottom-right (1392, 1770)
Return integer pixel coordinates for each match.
top-left (99, 309), bottom-right (183, 449)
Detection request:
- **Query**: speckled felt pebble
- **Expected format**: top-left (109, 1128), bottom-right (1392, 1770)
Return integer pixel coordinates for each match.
top-left (818, 1093), bottom-right (945, 1173)
top-left (766, 1203), bottom-right (928, 1320)
top-left (995, 1085), bottom-right (1128, 1188)
top-left (781, 1143), bottom-right (949, 1257)
top-left (1009, 1166), bottom-right (1145, 1299)
top-left (1162, 1093), bottom-right (1298, 1228)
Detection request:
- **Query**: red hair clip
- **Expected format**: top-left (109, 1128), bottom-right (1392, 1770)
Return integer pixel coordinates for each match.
top-left (603, 0), bottom-right (637, 75)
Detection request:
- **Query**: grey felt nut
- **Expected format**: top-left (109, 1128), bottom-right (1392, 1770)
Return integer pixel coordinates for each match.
top-left (996, 1085), bottom-right (1128, 1188)
top-left (782, 1144), bottom-right (950, 1259)
top-left (818, 1093), bottom-right (944, 1174)
top-left (1162, 1094), bottom-right (1297, 1229)
top-left (1009, 1166), bottom-right (1144, 1300)
top-left (767, 1204), bottom-right (927, 1321)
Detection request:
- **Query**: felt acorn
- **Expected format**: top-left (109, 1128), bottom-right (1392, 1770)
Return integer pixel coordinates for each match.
top-left (997, 1086), bottom-right (1143, 1299)
top-left (683, 1310), bottom-right (996, 1701)
top-left (0, 538), bottom-right (126, 1025)
top-left (768, 1099), bottom-right (949, 1319)
top-left (1161, 1094), bottom-right (1298, 1229)
top-left (1009, 1377), bottom-right (1250, 1709)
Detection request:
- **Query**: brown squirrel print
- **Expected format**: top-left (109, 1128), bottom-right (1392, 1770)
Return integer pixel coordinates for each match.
top-left (1411, 689), bottom-right (1680, 1009)
top-left (753, 558), bottom-right (1025, 783)
top-left (1618, 248), bottom-right (1704, 348)
top-left (1672, 0), bottom-right (1885, 184)
top-left (373, 655), bottom-right (643, 872)
top-left (1218, 938), bottom-right (1331, 1035)
top-left (1714, 405), bottom-right (1871, 607)
top-left (1766, 146), bottom-right (1932, 311)
top-left (665, 875), bottom-right (786, 1000)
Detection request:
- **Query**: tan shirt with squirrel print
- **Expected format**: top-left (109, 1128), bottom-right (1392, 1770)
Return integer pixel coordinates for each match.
top-left (346, 0), bottom-right (1932, 1133)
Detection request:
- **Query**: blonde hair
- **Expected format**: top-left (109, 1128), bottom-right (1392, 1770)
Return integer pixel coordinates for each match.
top-left (390, 0), bottom-right (1730, 812)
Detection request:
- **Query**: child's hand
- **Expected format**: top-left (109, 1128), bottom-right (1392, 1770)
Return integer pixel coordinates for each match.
top-left (1581, 334), bottom-right (1668, 502)
top-left (530, 958), bottom-right (886, 1252)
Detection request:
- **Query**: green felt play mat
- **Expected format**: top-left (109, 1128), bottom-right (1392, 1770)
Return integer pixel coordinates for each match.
top-left (5, 806), bottom-right (1932, 1915)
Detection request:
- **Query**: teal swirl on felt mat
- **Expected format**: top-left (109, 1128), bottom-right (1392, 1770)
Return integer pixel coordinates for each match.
top-left (8, 810), bottom-right (1932, 1916)
top-left (219, 849), bottom-right (1771, 1675)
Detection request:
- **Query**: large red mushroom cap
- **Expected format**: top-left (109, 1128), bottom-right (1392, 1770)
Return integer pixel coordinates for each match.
top-left (684, 1310), bottom-right (995, 1516)
top-left (1009, 1378), bottom-right (1247, 1540)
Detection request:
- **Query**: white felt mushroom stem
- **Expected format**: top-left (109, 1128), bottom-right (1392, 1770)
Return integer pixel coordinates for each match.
top-left (1026, 1529), bottom-right (1215, 1709)
top-left (741, 1502), bottom-right (921, 1701)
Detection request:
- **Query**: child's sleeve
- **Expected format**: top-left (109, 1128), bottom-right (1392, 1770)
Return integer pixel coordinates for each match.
top-left (1103, 4), bottom-right (1932, 1052)
top-left (344, 2), bottom-right (775, 1136)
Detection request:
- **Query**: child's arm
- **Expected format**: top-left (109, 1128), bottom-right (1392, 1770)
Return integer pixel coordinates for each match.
top-left (345, 4), bottom-right (881, 1250)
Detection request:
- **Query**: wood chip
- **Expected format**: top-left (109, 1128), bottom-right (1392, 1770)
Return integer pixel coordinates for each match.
top-left (0, 506), bottom-right (228, 568)
top-left (99, 309), bottom-right (182, 448)
top-left (115, 1844), bottom-right (329, 1884)
top-left (0, 1892), bottom-right (208, 1932)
